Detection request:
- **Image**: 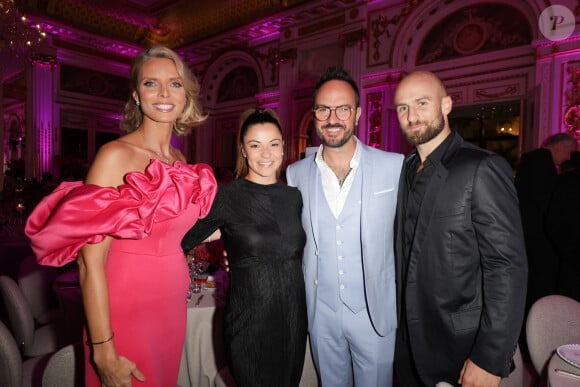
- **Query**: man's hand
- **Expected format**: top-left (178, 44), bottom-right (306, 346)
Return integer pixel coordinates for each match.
top-left (458, 359), bottom-right (500, 387)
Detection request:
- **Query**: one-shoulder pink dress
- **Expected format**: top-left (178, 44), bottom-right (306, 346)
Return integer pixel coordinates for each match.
top-left (25, 160), bottom-right (217, 386)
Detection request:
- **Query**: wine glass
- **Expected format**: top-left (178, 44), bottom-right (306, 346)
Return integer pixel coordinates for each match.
top-left (186, 252), bottom-right (200, 301)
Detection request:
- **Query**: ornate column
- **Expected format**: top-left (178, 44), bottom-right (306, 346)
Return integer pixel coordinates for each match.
top-left (383, 77), bottom-right (409, 154)
top-left (0, 43), bottom-right (4, 191)
top-left (260, 46), bottom-right (294, 161)
top-left (362, 70), bottom-right (409, 154)
top-left (26, 53), bottom-right (57, 179)
top-left (533, 36), bottom-right (580, 149)
top-left (268, 74), bottom-right (288, 161)
top-left (340, 28), bottom-right (367, 142)
top-left (341, 29), bottom-right (366, 78)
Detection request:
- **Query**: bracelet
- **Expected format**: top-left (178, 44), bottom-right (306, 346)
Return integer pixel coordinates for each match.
top-left (86, 332), bottom-right (114, 346)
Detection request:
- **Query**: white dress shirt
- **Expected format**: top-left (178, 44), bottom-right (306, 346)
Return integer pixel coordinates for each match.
top-left (315, 138), bottom-right (361, 218)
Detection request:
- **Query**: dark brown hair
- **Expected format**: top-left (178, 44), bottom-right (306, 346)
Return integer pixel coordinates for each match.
top-left (312, 66), bottom-right (360, 107)
top-left (234, 108), bottom-right (284, 179)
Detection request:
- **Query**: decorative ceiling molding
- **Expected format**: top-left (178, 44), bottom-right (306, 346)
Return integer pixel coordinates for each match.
top-left (17, 0), bottom-right (312, 49)
top-left (14, 0), bottom-right (361, 62)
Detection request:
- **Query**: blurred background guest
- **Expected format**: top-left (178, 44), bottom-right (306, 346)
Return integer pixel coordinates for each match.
top-left (546, 151), bottom-right (580, 302)
top-left (514, 133), bottom-right (577, 311)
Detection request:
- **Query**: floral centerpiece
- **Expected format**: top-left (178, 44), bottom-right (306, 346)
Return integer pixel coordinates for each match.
top-left (185, 240), bottom-right (223, 272)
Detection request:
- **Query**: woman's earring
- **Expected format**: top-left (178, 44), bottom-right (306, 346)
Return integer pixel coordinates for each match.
top-left (136, 100), bottom-right (140, 106)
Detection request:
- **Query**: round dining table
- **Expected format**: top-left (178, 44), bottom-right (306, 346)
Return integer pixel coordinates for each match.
top-left (177, 287), bottom-right (228, 387)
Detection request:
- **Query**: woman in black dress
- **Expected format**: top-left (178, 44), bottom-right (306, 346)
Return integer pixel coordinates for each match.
top-left (182, 108), bottom-right (307, 387)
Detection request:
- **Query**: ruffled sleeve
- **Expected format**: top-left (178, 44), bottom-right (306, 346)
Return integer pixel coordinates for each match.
top-left (25, 160), bottom-right (217, 267)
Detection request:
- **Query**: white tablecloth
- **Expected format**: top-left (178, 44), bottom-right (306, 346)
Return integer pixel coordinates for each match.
top-left (177, 288), bottom-right (319, 387)
top-left (177, 289), bottom-right (227, 387)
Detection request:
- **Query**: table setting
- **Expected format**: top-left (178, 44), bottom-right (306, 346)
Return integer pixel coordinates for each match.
top-left (548, 341), bottom-right (580, 386)
top-left (178, 278), bottom-right (228, 387)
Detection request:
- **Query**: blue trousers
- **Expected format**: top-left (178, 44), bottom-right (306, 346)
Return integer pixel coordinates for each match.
top-left (310, 300), bottom-right (395, 387)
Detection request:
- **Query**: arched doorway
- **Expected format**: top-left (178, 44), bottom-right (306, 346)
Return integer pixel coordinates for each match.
top-left (194, 52), bottom-right (264, 170)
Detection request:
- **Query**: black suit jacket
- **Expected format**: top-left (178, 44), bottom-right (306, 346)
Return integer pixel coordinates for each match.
top-left (395, 132), bottom-right (527, 385)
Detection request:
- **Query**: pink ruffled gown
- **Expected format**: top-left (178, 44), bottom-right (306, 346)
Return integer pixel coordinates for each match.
top-left (25, 160), bottom-right (217, 386)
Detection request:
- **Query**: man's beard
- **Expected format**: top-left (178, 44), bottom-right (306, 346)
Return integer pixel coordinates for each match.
top-left (403, 114), bottom-right (445, 146)
top-left (317, 123), bottom-right (354, 148)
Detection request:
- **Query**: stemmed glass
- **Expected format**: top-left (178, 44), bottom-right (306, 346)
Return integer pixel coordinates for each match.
top-left (186, 251), bottom-right (209, 302)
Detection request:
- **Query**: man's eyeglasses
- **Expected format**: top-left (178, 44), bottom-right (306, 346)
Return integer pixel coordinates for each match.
top-left (312, 105), bottom-right (353, 121)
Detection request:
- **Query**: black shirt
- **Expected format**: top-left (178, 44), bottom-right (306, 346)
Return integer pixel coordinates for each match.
top-left (402, 131), bottom-right (454, 262)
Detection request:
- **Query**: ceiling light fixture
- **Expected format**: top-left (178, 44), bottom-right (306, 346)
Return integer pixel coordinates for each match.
top-left (0, 0), bottom-right (46, 58)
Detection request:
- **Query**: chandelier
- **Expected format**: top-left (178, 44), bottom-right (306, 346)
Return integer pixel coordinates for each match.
top-left (0, 0), bottom-right (46, 58)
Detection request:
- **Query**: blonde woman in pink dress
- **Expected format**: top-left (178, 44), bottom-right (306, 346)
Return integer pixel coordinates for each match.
top-left (25, 46), bottom-right (217, 386)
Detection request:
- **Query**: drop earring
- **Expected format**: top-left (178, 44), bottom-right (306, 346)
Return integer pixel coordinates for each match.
top-left (136, 100), bottom-right (140, 106)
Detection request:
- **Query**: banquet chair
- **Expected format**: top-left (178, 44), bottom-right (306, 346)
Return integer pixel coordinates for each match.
top-left (0, 319), bottom-right (23, 387)
top-left (41, 342), bottom-right (84, 387)
top-left (0, 275), bottom-right (59, 357)
top-left (17, 255), bottom-right (60, 326)
top-left (499, 344), bottom-right (523, 387)
top-left (0, 320), bottom-right (51, 387)
top-left (526, 295), bottom-right (580, 379)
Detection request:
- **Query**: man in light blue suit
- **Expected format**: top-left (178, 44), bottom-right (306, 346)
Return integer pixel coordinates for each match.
top-left (286, 67), bottom-right (403, 387)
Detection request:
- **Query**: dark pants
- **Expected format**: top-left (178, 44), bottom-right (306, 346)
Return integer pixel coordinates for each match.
top-left (394, 328), bottom-right (425, 387)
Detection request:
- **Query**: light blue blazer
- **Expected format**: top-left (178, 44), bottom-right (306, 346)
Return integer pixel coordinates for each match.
top-left (286, 143), bottom-right (403, 336)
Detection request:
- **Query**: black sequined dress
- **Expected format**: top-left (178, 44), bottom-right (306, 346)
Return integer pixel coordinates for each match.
top-left (182, 178), bottom-right (307, 387)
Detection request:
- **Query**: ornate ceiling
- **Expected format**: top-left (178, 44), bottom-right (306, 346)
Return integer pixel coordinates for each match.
top-left (17, 0), bottom-right (314, 49)
top-left (2, 0), bottom-right (360, 106)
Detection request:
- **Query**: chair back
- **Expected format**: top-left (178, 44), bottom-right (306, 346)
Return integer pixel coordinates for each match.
top-left (18, 255), bottom-right (59, 325)
top-left (526, 295), bottom-right (580, 376)
top-left (0, 320), bottom-right (23, 387)
top-left (0, 275), bottom-right (35, 355)
top-left (42, 342), bottom-right (84, 387)
top-left (499, 344), bottom-right (524, 387)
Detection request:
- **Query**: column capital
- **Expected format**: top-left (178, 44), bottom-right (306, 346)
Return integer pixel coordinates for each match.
top-left (30, 53), bottom-right (58, 69)
top-left (339, 29), bottom-right (367, 50)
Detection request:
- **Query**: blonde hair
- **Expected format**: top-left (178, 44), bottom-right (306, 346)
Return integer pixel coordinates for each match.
top-left (120, 45), bottom-right (206, 136)
top-left (234, 108), bottom-right (284, 179)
